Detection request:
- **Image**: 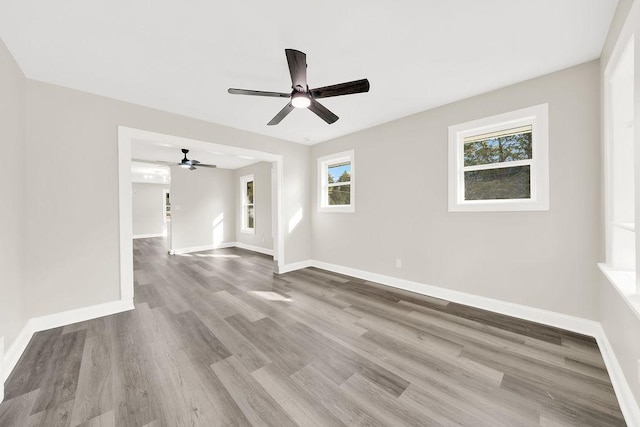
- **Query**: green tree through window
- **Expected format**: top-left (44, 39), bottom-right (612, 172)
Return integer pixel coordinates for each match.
top-left (328, 169), bottom-right (351, 205)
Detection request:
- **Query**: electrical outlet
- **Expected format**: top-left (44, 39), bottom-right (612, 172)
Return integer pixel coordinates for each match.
top-left (396, 258), bottom-right (402, 268)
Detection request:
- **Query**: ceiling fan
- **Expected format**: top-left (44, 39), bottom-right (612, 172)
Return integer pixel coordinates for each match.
top-left (228, 49), bottom-right (370, 125)
top-left (133, 149), bottom-right (217, 170)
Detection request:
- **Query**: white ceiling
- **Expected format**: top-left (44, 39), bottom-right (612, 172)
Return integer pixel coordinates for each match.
top-left (131, 161), bottom-right (170, 185)
top-left (0, 0), bottom-right (617, 145)
top-left (131, 139), bottom-right (262, 170)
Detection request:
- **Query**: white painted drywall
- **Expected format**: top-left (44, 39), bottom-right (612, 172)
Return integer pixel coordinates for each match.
top-left (311, 60), bottom-right (601, 320)
top-left (24, 79), bottom-right (310, 318)
top-left (132, 182), bottom-right (166, 237)
top-left (0, 39), bottom-right (27, 352)
top-left (235, 162), bottom-right (273, 252)
top-left (599, 0), bottom-right (640, 410)
top-left (170, 166), bottom-right (235, 251)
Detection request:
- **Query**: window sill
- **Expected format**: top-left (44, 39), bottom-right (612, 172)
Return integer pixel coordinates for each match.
top-left (598, 263), bottom-right (640, 321)
top-left (318, 206), bottom-right (355, 213)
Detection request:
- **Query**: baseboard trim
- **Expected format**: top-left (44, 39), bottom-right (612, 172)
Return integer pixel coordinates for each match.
top-left (133, 233), bottom-right (164, 239)
top-left (276, 260), bottom-right (314, 274)
top-left (310, 260), bottom-right (600, 336)
top-left (3, 320), bottom-right (35, 385)
top-left (233, 242), bottom-right (274, 256)
top-left (594, 324), bottom-right (640, 426)
top-left (0, 336), bottom-right (4, 402)
top-left (3, 299), bottom-right (134, 384)
top-left (169, 242), bottom-right (234, 255)
top-left (169, 242), bottom-right (275, 257)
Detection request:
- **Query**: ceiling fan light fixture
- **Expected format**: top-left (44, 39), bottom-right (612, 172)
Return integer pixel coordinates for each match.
top-left (180, 163), bottom-right (191, 169)
top-left (291, 92), bottom-right (311, 109)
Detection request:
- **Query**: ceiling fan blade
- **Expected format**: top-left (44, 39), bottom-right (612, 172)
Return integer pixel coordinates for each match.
top-left (189, 166), bottom-right (196, 171)
top-left (285, 49), bottom-right (307, 91)
top-left (308, 99), bottom-right (339, 124)
top-left (190, 159), bottom-right (200, 165)
top-left (310, 79), bottom-right (370, 99)
top-left (228, 88), bottom-right (290, 98)
top-left (268, 102), bottom-right (295, 126)
top-left (195, 163), bottom-right (217, 168)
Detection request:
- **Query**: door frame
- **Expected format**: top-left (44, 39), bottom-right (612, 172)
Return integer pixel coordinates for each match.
top-left (117, 126), bottom-right (285, 301)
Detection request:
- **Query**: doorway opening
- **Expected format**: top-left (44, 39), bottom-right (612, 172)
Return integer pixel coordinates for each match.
top-left (118, 126), bottom-right (285, 302)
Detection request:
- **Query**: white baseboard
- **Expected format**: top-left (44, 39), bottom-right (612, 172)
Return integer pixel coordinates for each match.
top-left (233, 242), bottom-right (274, 256)
top-left (594, 324), bottom-right (640, 426)
top-left (3, 320), bottom-right (35, 385)
top-left (169, 242), bottom-right (234, 255)
top-left (3, 299), bottom-right (134, 384)
top-left (0, 336), bottom-right (4, 402)
top-left (133, 233), bottom-right (164, 239)
top-left (309, 260), bottom-right (600, 336)
top-left (276, 259), bottom-right (314, 274)
top-left (169, 242), bottom-right (275, 257)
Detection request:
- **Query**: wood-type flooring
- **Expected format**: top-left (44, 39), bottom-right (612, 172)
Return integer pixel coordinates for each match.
top-left (0, 237), bottom-right (626, 426)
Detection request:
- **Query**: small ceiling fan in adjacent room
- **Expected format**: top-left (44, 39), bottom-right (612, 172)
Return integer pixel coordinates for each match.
top-left (133, 149), bottom-right (217, 170)
top-left (228, 49), bottom-right (370, 125)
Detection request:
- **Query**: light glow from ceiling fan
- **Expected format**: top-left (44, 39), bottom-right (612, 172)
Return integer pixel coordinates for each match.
top-left (291, 92), bottom-right (311, 108)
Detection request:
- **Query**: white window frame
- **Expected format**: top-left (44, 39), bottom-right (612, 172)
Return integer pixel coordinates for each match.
top-left (318, 150), bottom-right (355, 213)
top-left (240, 174), bottom-right (255, 234)
top-left (448, 104), bottom-right (549, 212)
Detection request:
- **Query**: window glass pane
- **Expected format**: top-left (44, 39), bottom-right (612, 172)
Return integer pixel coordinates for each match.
top-left (464, 127), bottom-right (532, 167)
top-left (246, 205), bottom-right (255, 229)
top-left (464, 166), bottom-right (531, 200)
top-left (328, 184), bottom-right (351, 205)
top-left (328, 162), bottom-right (351, 184)
top-left (246, 181), bottom-right (254, 204)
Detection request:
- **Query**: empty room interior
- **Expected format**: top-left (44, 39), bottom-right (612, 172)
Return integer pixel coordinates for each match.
top-left (2, 1), bottom-right (640, 426)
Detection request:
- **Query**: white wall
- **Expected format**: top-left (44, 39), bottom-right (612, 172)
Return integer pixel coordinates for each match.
top-left (170, 166), bottom-right (235, 251)
top-left (24, 79), bottom-right (310, 318)
top-left (311, 60), bottom-right (601, 320)
top-left (235, 162), bottom-right (273, 252)
top-left (0, 39), bottom-right (27, 353)
top-left (599, 0), bottom-right (640, 409)
top-left (132, 182), bottom-right (166, 237)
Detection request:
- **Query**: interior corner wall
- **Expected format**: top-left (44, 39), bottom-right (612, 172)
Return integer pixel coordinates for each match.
top-left (599, 0), bottom-right (640, 409)
top-left (311, 60), bottom-right (601, 320)
top-left (24, 79), bottom-right (311, 319)
top-left (235, 161), bottom-right (273, 251)
top-left (0, 39), bottom-right (27, 353)
top-left (170, 166), bottom-right (235, 250)
top-left (132, 182), bottom-right (166, 237)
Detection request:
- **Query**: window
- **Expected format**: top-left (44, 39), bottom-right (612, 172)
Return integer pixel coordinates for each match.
top-left (448, 104), bottom-right (549, 212)
top-left (318, 150), bottom-right (355, 213)
top-left (240, 174), bottom-right (255, 234)
top-left (603, 36), bottom-right (636, 284)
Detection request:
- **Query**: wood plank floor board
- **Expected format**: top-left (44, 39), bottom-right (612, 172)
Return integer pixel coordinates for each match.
top-left (29, 329), bottom-right (86, 415)
top-left (289, 365), bottom-right (385, 427)
top-left (0, 237), bottom-right (626, 426)
top-left (69, 329), bottom-right (114, 426)
top-left (211, 356), bottom-right (297, 427)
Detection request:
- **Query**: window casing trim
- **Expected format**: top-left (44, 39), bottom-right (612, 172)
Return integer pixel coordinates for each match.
top-left (240, 174), bottom-right (255, 234)
top-left (448, 104), bottom-right (549, 212)
top-left (318, 150), bottom-right (355, 213)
